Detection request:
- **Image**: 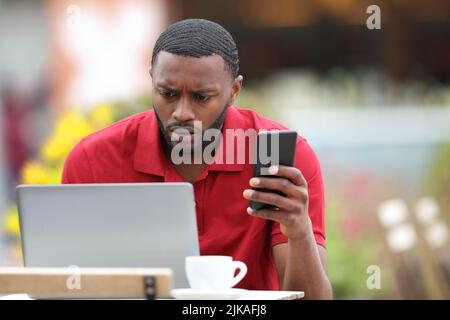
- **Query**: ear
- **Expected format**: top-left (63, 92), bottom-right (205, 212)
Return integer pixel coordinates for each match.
top-left (228, 75), bottom-right (243, 106)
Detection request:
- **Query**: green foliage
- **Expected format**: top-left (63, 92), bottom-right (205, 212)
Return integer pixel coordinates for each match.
top-left (326, 200), bottom-right (387, 299)
top-left (427, 142), bottom-right (450, 225)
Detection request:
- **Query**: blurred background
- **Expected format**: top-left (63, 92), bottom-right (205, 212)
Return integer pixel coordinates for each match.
top-left (1, 0), bottom-right (449, 299)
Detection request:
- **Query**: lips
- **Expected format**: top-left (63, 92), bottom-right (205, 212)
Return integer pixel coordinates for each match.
top-left (168, 124), bottom-right (202, 136)
top-left (170, 127), bottom-right (195, 135)
top-left (169, 127), bottom-right (198, 143)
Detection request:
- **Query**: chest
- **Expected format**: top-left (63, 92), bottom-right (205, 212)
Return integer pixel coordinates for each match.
top-left (172, 163), bottom-right (208, 184)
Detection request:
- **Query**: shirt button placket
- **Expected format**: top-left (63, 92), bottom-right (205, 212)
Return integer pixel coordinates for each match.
top-left (194, 180), bottom-right (206, 236)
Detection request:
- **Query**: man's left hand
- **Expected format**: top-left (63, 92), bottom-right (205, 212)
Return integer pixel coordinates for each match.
top-left (243, 165), bottom-right (312, 240)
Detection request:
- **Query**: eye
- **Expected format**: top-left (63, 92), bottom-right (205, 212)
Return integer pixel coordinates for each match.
top-left (160, 90), bottom-right (177, 99)
top-left (194, 93), bottom-right (210, 102)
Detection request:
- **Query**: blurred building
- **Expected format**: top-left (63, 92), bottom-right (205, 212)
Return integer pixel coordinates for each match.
top-left (162, 0), bottom-right (450, 83)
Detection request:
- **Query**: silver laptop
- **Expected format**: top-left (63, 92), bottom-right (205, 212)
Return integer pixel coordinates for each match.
top-left (17, 183), bottom-right (199, 288)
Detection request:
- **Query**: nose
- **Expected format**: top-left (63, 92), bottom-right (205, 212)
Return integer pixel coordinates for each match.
top-left (173, 97), bottom-right (195, 123)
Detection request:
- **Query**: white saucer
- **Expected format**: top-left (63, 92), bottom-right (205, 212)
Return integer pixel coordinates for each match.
top-left (171, 288), bottom-right (248, 300)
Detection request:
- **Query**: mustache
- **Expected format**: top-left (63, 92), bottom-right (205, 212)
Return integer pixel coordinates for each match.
top-left (166, 122), bottom-right (200, 133)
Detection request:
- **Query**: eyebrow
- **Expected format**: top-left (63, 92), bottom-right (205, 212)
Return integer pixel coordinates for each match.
top-left (156, 84), bottom-right (218, 94)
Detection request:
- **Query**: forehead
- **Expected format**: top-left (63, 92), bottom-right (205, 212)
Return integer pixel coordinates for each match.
top-left (152, 51), bottom-right (230, 88)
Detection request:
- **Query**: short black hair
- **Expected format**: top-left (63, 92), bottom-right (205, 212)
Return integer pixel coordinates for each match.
top-left (151, 19), bottom-right (239, 79)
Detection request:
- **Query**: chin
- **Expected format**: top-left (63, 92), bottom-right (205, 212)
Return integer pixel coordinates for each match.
top-left (171, 141), bottom-right (202, 152)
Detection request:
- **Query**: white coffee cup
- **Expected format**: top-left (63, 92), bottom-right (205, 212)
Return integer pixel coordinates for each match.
top-left (185, 255), bottom-right (247, 291)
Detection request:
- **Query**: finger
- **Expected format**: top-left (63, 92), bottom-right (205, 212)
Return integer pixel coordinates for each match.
top-left (243, 189), bottom-right (300, 212)
top-left (265, 165), bottom-right (307, 187)
top-left (249, 176), bottom-right (304, 199)
top-left (247, 207), bottom-right (296, 226)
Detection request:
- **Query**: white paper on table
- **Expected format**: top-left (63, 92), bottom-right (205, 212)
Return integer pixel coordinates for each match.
top-left (237, 290), bottom-right (304, 300)
top-left (0, 294), bottom-right (33, 300)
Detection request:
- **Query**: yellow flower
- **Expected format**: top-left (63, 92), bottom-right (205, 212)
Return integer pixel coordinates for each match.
top-left (4, 206), bottom-right (20, 238)
top-left (90, 103), bottom-right (114, 128)
top-left (41, 112), bottom-right (93, 162)
top-left (46, 166), bottom-right (63, 184)
top-left (3, 103), bottom-right (117, 251)
top-left (21, 161), bottom-right (51, 184)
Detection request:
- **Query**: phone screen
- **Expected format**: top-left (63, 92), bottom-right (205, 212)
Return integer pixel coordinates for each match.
top-left (249, 130), bottom-right (298, 211)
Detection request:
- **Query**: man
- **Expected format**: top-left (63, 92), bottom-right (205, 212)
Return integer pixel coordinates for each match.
top-left (62, 19), bottom-right (332, 299)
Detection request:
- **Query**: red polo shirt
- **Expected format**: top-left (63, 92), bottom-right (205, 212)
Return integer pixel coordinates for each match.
top-left (62, 105), bottom-right (326, 290)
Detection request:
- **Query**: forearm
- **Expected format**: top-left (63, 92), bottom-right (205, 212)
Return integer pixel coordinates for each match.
top-left (282, 228), bottom-right (333, 299)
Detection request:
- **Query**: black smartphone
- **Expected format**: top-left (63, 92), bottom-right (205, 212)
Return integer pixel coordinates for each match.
top-left (249, 130), bottom-right (298, 211)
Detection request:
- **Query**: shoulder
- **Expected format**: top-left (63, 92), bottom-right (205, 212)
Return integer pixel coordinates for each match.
top-left (231, 105), bottom-right (309, 145)
top-left (230, 106), bottom-right (291, 130)
top-left (62, 110), bottom-right (152, 182)
top-left (231, 106), bottom-right (306, 141)
top-left (80, 110), bottom-right (150, 151)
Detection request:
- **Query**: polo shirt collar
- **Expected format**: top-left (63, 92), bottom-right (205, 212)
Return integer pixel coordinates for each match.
top-left (134, 106), bottom-right (245, 177)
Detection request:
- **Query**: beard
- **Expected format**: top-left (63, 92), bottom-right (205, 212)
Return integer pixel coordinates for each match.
top-left (154, 103), bottom-right (229, 156)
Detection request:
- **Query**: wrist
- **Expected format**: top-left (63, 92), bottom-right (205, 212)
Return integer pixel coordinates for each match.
top-left (288, 217), bottom-right (314, 244)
